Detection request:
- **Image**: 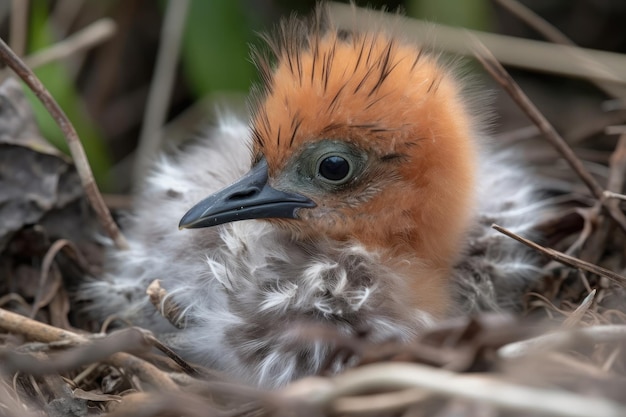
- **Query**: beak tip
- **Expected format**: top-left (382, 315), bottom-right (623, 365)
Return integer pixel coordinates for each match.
top-left (178, 211), bottom-right (198, 230)
top-left (178, 217), bottom-right (189, 230)
top-left (178, 215), bottom-right (198, 230)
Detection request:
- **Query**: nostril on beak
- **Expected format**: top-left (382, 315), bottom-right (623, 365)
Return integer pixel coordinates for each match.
top-left (227, 188), bottom-right (259, 202)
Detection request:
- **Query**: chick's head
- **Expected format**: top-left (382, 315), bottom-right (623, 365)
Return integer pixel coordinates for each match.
top-left (181, 13), bottom-right (479, 287)
top-left (252, 24), bottom-right (478, 266)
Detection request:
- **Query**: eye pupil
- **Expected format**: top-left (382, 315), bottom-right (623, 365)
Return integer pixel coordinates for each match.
top-left (319, 156), bottom-right (350, 182)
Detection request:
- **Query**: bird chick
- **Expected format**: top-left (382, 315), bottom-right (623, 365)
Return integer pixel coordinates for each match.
top-left (80, 7), bottom-right (547, 387)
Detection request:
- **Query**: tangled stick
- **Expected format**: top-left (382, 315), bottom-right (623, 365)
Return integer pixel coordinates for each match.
top-left (0, 308), bottom-right (176, 390)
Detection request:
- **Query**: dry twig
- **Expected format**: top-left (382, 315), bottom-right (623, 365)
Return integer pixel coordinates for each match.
top-left (329, 2), bottom-right (626, 84)
top-left (581, 134), bottom-right (626, 263)
top-left (606, 125), bottom-right (626, 136)
top-left (142, 332), bottom-right (198, 376)
top-left (24, 18), bottom-right (117, 70)
top-left (498, 324), bottom-right (626, 359)
top-left (146, 279), bottom-right (183, 329)
top-left (9, 0), bottom-right (28, 57)
top-left (608, 135), bottom-right (626, 193)
top-left (492, 224), bottom-right (626, 284)
top-left (0, 37), bottom-right (128, 250)
top-left (494, 0), bottom-right (626, 98)
top-left (133, 0), bottom-right (190, 185)
top-left (282, 362), bottom-right (626, 417)
top-left (473, 41), bottom-right (626, 233)
top-left (333, 388), bottom-right (432, 414)
top-left (561, 289), bottom-right (596, 329)
top-left (0, 309), bottom-right (175, 390)
top-left (104, 392), bottom-right (221, 417)
top-left (604, 190), bottom-right (626, 202)
top-left (30, 239), bottom-right (90, 319)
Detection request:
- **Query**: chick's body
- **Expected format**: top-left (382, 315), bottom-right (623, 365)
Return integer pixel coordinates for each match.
top-left (81, 9), bottom-right (546, 387)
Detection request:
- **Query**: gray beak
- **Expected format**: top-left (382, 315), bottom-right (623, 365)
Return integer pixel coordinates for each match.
top-left (179, 158), bottom-right (316, 229)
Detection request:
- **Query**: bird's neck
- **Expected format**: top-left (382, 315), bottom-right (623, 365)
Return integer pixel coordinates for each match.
top-left (294, 226), bottom-right (458, 319)
top-left (360, 230), bottom-right (458, 319)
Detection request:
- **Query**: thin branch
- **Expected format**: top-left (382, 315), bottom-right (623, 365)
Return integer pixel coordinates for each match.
top-left (147, 279), bottom-right (184, 329)
top-left (494, 0), bottom-right (570, 44)
top-left (608, 134), bottom-right (626, 194)
top-left (333, 388), bottom-right (431, 414)
top-left (9, 0), bottom-right (29, 57)
top-left (581, 134), bottom-right (626, 261)
top-left (133, 0), bottom-right (190, 185)
top-left (328, 2), bottom-right (626, 84)
top-left (472, 41), bottom-right (599, 197)
top-left (30, 239), bottom-right (91, 319)
top-left (562, 289), bottom-right (596, 329)
top-left (50, 0), bottom-right (86, 38)
top-left (498, 324), bottom-right (626, 359)
top-left (143, 332), bottom-right (198, 376)
top-left (0, 308), bottom-right (176, 390)
top-left (282, 362), bottom-right (626, 417)
top-left (3, 329), bottom-right (153, 375)
top-left (30, 240), bottom-right (65, 319)
top-left (494, 0), bottom-right (626, 98)
top-left (492, 224), bottom-right (626, 284)
top-left (568, 110), bottom-right (626, 143)
top-left (0, 37), bottom-right (128, 250)
top-left (576, 133), bottom-right (626, 264)
top-left (603, 99), bottom-right (626, 112)
top-left (605, 125), bottom-right (626, 136)
top-left (103, 392), bottom-right (220, 417)
top-left (601, 346), bottom-right (622, 372)
top-left (24, 18), bottom-right (117, 70)
top-left (473, 41), bottom-right (626, 233)
top-left (604, 190), bottom-right (626, 201)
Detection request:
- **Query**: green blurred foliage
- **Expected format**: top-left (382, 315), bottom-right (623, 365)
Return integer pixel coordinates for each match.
top-left (180, 0), bottom-right (259, 97)
top-left (26, 0), bottom-right (111, 188)
top-left (407, 0), bottom-right (492, 30)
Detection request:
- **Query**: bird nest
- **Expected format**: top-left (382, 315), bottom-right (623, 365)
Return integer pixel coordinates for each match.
top-left (1, 3), bottom-right (626, 417)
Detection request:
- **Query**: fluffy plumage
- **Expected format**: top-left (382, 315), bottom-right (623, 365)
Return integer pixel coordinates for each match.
top-left (79, 6), bottom-right (550, 387)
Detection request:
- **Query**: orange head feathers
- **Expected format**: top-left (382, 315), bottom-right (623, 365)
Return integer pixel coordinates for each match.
top-left (179, 9), bottom-right (478, 317)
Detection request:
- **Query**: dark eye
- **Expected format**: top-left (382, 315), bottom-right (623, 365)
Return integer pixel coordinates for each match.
top-left (318, 155), bottom-right (351, 183)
